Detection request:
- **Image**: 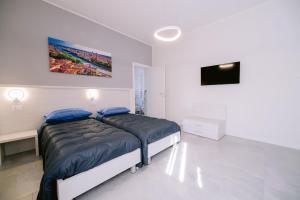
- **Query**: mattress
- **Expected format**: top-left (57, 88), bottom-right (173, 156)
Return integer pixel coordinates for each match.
top-left (99, 113), bottom-right (180, 165)
top-left (37, 118), bottom-right (141, 200)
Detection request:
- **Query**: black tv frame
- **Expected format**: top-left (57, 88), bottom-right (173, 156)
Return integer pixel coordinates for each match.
top-left (201, 62), bottom-right (240, 86)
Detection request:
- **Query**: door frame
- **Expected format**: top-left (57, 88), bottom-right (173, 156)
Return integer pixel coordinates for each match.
top-left (132, 62), bottom-right (151, 114)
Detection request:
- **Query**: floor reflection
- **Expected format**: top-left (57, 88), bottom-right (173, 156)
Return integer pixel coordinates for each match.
top-left (197, 167), bottom-right (203, 188)
top-left (179, 142), bottom-right (187, 182)
top-left (165, 141), bottom-right (188, 184)
top-left (165, 144), bottom-right (178, 176)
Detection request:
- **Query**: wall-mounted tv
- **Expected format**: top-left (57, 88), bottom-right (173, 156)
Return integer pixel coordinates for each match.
top-left (201, 62), bottom-right (240, 85)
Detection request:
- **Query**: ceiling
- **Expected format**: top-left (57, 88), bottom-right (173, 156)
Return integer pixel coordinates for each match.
top-left (43, 0), bottom-right (267, 45)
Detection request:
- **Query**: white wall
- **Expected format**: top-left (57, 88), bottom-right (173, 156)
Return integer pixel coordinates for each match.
top-left (0, 0), bottom-right (151, 88)
top-left (153, 0), bottom-right (300, 149)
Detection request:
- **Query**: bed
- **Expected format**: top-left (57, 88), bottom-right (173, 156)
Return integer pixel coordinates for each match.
top-left (97, 113), bottom-right (181, 165)
top-left (37, 118), bottom-right (141, 200)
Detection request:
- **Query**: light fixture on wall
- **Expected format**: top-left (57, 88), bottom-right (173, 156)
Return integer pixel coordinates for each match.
top-left (7, 88), bottom-right (25, 103)
top-left (154, 26), bottom-right (182, 42)
top-left (86, 89), bottom-right (99, 102)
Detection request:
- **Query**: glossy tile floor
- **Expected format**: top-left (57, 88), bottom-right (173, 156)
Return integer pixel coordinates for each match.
top-left (0, 133), bottom-right (299, 200)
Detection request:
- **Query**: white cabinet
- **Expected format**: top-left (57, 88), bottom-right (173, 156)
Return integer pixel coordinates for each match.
top-left (182, 117), bottom-right (225, 140)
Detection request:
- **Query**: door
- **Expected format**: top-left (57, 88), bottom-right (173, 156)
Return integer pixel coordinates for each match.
top-left (134, 66), bottom-right (146, 115)
top-left (146, 66), bottom-right (166, 118)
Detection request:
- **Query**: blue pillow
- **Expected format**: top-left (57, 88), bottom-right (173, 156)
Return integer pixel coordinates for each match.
top-left (98, 107), bottom-right (130, 117)
top-left (45, 108), bottom-right (92, 124)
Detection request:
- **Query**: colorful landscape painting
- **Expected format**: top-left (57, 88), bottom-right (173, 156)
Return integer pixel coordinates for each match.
top-left (48, 37), bottom-right (112, 77)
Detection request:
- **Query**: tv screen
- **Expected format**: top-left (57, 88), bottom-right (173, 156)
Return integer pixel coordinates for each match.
top-left (201, 62), bottom-right (240, 85)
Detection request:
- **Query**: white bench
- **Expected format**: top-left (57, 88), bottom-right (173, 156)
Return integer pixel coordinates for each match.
top-left (182, 116), bottom-right (225, 140)
top-left (0, 130), bottom-right (39, 166)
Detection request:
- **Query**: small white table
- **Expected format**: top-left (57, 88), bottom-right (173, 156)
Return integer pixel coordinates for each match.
top-left (0, 130), bottom-right (39, 166)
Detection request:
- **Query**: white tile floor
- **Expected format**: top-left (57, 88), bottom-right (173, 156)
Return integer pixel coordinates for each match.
top-left (0, 133), bottom-right (300, 200)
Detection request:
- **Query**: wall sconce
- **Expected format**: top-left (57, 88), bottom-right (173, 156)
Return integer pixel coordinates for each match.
top-left (7, 88), bottom-right (25, 103)
top-left (86, 89), bottom-right (99, 102)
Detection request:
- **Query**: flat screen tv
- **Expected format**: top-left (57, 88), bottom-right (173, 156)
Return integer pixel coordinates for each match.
top-left (201, 62), bottom-right (240, 85)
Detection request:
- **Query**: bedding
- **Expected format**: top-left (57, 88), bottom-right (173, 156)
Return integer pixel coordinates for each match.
top-left (98, 107), bottom-right (130, 117)
top-left (37, 118), bottom-right (140, 200)
top-left (44, 108), bottom-right (92, 124)
top-left (97, 113), bottom-right (180, 165)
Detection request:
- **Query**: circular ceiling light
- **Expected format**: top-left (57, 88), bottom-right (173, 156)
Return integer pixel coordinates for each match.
top-left (154, 26), bottom-right (182, 42)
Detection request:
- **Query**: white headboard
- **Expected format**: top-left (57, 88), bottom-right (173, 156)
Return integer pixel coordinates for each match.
top-left (0, 85), bottom-right (134, 134)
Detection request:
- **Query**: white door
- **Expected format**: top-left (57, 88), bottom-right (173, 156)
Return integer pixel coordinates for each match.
top-left (146, 66), bottom-right (166, 118)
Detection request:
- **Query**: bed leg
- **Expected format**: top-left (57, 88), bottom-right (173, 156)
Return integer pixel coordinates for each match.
top-left (130, 166), bottom-right (137, 174)
top-left (148, 157), bottom-right (151, 164)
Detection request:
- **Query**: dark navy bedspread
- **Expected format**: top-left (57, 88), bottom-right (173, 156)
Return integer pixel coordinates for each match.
top-left (37, 118), bottom-right (140, 200)
top-left (98, 114), bottom-right (180, 165)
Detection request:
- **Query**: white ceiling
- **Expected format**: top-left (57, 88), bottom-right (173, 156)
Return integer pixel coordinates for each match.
top-left (43, 0), bottom-right (267, 45)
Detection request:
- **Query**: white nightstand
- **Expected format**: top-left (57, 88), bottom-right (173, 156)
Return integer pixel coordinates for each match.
top-left (182, 117), bottom-right (225, 140)
top-left (0, 130), bottom-right (39, 166)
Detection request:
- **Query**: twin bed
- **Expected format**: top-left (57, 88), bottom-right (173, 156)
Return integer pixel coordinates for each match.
top-left (37, 108), bottom-right (180, 200)
top-left (100, 113), bottom-right (181, 164)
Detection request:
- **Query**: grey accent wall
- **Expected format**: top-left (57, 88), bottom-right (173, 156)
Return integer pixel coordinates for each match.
top-left (0, 0), bottom-right (152, 88)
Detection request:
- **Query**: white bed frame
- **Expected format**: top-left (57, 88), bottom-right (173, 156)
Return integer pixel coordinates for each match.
top-left (56, 131), bottom-right (180, 199)
top-left (147, 131), bottom-right (181, 164)
top-left (56, 149), bottom-right (140, 200)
